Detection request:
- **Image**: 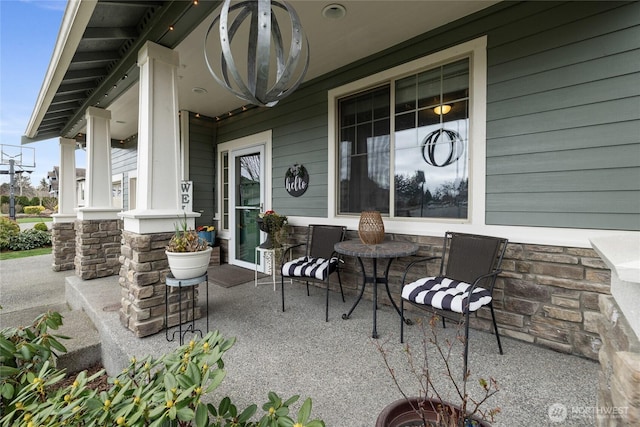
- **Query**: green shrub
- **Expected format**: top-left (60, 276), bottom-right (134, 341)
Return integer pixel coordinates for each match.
top-left (33, 222), bottom-right (49, 232)
top-left (15, 196), bottom-right (30, 208)
top-left (0, 311), bottom-right (68, 411)
top-left (23, 206), bottom-right (45, 215)
top-left (0, 329), bottom-right (325, 427)
top-left (30, 197), bottom-right (40, 206)
top-left (0, 217), bottom-right (20, 250)
top-left (7, 229), bottom-right (51, 251)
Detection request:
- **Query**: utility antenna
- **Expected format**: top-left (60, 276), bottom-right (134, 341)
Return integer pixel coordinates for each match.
top-left (0, 144), bottom-right (36, 220)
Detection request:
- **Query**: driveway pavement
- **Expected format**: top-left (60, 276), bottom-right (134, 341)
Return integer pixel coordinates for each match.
top-left (0, 254), bottom-right (101, 372)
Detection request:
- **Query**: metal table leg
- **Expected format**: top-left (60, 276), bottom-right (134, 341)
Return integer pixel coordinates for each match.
top-left (342, 257), bottom-right (411, 338)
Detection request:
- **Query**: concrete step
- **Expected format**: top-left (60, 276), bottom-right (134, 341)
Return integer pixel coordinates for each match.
top-left (55, 309), bottom-right (102, 374)
top-left (0, 307), bottom-right (101, 375)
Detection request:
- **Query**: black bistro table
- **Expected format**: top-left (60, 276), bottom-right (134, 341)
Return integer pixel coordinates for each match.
top-left (334, 240), bottom-right (419, 338)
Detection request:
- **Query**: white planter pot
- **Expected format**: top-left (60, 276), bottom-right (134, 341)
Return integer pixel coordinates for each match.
top-left (165, 247), bottom-right (212, 279)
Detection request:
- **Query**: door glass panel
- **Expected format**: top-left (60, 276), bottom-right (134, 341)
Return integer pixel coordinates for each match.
top-left (234, 153), bottom-right (261, 264)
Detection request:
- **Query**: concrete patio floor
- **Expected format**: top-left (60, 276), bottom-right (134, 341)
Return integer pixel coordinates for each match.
top-left (1, 254), bottom-right (599, 426)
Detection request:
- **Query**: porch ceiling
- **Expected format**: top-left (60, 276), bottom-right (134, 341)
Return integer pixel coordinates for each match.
top-left (23, 0), bottom-right (499, 144)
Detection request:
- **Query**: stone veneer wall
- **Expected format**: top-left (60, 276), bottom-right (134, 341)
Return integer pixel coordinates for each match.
top-left (119, 231), bottom-right (201, 337)
top-left (597, 299), bottom-right (640, 425)
top-left (75, 219), bottom-right (122, 279)
top-left (287, 227), bottom-right (611, 360)
top-left (51, 222), bottom-right (76, 271)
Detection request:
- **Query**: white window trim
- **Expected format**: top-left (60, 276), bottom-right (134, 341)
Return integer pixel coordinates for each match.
top-left (112, 173), bottom-right (123, 209)
top-left (322, 35), bottom-right (638, 248)
top-left (328, 36), bottom-right (487, 235)
top-left (128, 170), bottom-right (137, 210)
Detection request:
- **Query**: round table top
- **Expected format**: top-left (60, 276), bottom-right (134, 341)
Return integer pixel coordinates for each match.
top-left (334, 240), bottom-right (419, 259)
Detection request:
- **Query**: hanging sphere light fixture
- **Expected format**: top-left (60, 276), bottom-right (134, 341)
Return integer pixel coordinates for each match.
top-left (204, 0), bottom-right (310, 107)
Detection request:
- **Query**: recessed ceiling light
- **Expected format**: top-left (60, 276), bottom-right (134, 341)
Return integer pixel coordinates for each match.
top-left (192, 87), bottom-right (208, 94)
top-left (322, 4), bottom-right (346, 20)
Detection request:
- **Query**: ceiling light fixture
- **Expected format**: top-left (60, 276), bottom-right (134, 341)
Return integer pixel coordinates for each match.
top-left (434, 104), bottom-right (452, 115)
top-left (322, 4), bottom-right (346, 20)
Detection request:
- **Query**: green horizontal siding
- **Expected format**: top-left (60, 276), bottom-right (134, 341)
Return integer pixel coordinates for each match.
top-left (189, 114), bottom-right (216, 227)
top-left (486, 1), bottom-right (640, 230)
top-left (216, 0), bottom-right (640, 230)
top-left (111, 141), bottom-right (137, 211)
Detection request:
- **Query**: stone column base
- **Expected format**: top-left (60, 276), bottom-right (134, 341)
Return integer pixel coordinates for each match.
top-left (51, 222), bottom-right (76, 271)
top-left (597, 295), bottom-right (640, 426)
top-left (119, 230), bottom-right (202, 338)
top-left (75, 219), bottom-right (122, 279)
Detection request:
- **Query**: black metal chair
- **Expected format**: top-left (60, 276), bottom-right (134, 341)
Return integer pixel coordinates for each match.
top-left (400, 231), bottom-right (508, 374)
top-left (281, 225), bottom-right (347, 321)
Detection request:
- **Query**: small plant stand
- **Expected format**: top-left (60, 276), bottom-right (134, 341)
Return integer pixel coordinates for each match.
top-left (165, 273), bottom-right (209, 345)
top-left (255, 246), bottom-right (292, 291)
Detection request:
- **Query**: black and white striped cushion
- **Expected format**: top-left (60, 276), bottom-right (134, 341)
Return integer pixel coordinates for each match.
top-left (402, 276), bottom-right (492, 313)
top-left (282, 256), bottom-right (337, 280)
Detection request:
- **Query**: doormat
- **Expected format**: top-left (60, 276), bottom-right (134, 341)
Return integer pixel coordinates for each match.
top-left (208, 264), bottom-right (266, 288)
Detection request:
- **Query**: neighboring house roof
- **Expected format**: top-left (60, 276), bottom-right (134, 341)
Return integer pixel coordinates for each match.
top-left (47, 166), bottom-right (86, 194)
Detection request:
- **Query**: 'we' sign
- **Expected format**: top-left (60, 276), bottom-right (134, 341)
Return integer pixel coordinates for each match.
top-left (181, 181), bottom-right (193, 211)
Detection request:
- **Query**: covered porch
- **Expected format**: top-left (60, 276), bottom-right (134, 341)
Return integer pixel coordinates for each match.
top-left (65, 268), bottom-right (600, 426)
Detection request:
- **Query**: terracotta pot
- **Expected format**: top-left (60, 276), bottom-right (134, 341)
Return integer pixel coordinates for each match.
top-left (376, 397), bottom-right (491, 427)
top-left (165, 247), bottom-right (212, 279)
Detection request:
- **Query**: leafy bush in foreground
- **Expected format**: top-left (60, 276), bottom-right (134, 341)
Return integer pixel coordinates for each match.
top-left (0, 311), bottom-right (68, 411)
top-left (1, 314), bottom-right (324, 427)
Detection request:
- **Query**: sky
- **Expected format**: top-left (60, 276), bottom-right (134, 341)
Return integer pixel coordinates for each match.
top-left (0, 0), bottom-right (85, 187)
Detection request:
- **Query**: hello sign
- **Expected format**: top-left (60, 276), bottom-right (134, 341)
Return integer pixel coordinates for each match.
top-left (284, 164), bottom-right (309, 197)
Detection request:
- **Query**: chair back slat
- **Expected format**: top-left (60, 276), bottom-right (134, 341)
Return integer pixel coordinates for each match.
top-left (445, 232), bottom-right (505, 286)
top-left (308, 225), bottom-right (345, 259)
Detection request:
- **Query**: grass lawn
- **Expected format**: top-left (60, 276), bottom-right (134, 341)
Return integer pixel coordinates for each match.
top-left (0, 247), bottom-right (52, 261)
top-left (16, 217), bottom-right (53, 223)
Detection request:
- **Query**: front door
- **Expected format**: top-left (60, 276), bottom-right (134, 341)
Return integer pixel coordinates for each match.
top-left (229, 145), bottom-right (264, 269)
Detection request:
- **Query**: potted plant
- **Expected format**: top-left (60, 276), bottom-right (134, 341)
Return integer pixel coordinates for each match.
top-left (165, 215), bottom-right (212, 279)
top-left (196, 225), bottom-right (216, 245)
top-left (257, 210), bottom-right (288, 249)
top-left (375, 315), bottom-right (500, 427)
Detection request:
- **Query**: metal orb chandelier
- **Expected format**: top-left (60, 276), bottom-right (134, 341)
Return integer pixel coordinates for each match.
top-left (204, 0), bottom-right (310, 107)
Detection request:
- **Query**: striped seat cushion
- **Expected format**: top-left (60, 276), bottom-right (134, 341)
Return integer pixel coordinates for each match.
top-left (281, 256), bottom-right (338, 281)
top-left (401, 276), bottom-right (492, 313)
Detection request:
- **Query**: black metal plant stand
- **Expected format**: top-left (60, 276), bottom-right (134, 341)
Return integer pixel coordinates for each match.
top-left (165, 273), bottom-right (209, 345)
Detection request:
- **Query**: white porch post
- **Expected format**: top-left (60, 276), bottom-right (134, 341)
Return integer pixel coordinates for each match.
top-left (51, 137), bottom-right (78, 271)
top-left (52, 137), bottom-right (77, 223)
top-left (119, 41), bottom-right (198, 232)
top-left (77, 106), bottom-right (120, 220)
top-left (118, 41), bottom-right (201, 338)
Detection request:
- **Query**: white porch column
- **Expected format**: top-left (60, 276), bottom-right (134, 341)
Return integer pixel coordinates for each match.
top-left (77, 106), bottom-right (120, 220)
top-left (52, 137), bottom-right (77, 223)
top-left (119, 41), bottom-right (198, 233)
